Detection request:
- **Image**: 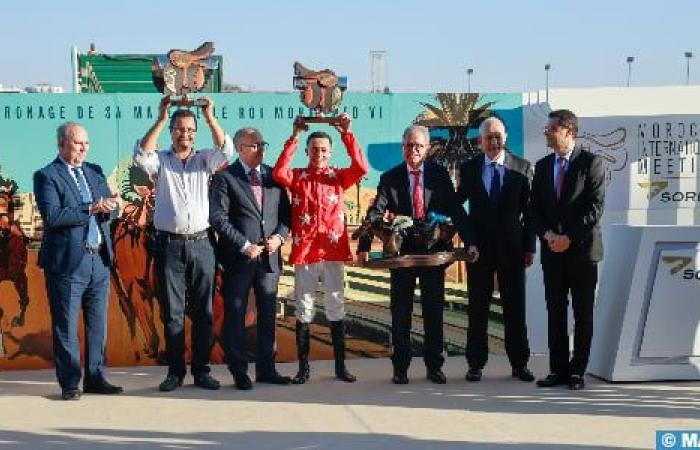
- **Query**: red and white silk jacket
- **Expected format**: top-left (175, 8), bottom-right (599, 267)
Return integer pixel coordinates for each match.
top-left (272, 132), bottom-right (368, 265)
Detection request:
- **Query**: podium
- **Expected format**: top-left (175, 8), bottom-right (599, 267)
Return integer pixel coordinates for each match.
top-left (588, 225), bottom-right (700, 381)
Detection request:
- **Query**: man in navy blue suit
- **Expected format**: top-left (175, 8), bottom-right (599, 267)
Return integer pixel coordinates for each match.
top-left (34, 122), bottom-right (123, 400)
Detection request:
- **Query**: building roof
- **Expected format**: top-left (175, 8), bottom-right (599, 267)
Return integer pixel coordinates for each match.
top-left (78, 54), bottom-right (222, 93)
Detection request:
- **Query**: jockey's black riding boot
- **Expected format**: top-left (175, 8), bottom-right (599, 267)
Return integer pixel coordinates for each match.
top-left (292, 322), bottom-right (310, 384)
top-left (331, 320), bottom-right (356, 382)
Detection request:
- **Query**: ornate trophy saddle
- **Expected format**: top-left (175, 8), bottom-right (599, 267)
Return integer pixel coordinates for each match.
top-left (293, 62), bottom-right (347, 119)
top-left (152, 42), bottom-right (217, 105)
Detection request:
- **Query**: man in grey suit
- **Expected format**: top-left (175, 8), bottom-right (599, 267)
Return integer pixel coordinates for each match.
top-left (209, 127), bottom-right (292, 390)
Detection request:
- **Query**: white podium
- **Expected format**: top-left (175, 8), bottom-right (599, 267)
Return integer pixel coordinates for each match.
top-left (588, 225), bottom-right (700, 381)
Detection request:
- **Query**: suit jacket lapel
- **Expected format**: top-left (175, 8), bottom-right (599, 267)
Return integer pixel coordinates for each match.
top-left (423, 163), bottom-right (434, 211)
top-left (260, 165), bottom-right (273, 219)
top-left (395, 166), bottom-right (412, 215)
top-left (559, 147), bottom-right (581, 204)
top-left (499, 152), bottom-right (514, 202)
top-left (232, 160), bottom-right (262, 215)
top-left (545, 153), bottom-right (558, 205)
top-left (54, 158), bottom-right (82, 202)
top-left (474, 154), bottom-right (490, 200)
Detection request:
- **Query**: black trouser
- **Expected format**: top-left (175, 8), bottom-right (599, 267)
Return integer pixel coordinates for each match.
top-left (389, 266), bottom-right (445, 373)
top-left (542, 253), bottom-right (598, 376)
top-left (466, 256), bottom-right (530, 370)
top-left (156, 233), bottom-right (216, 379)
top-left (221, 261), bottom-right (280, 377)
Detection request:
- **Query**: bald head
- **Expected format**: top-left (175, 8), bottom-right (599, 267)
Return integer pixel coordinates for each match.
top-left (56, 122), bottom-right (89, 167)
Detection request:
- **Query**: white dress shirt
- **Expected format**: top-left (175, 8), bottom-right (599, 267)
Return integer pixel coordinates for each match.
top-left (133, 134), bottom-right (234, 234)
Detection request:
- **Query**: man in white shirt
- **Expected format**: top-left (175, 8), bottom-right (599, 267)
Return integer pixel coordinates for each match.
top-left (133, 96), bottom-right (233, 392)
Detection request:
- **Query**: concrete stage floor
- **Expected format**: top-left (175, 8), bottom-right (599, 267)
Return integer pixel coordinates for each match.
top-left (0, 354), bottom-right (698, 449)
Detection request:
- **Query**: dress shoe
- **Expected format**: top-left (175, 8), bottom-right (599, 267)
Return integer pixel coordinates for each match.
top-left (233, 373), bottom-right (253, 390)
top-left (158, 374), bottom-right (183, 392)
top-left (392, 371), bottom-right (409, 385)
top-left (511, 367), bottom-right (535, 382)
top-left (83, 380), bottom-right (124, 395)
top-left (256, 371), bottom-right (291, 385)
top-left (61, 390), bottom-right (81, 401)
top-left (194, 373), bottom-right (220, 390)
top-left (568, 374), bottom-right (585, 390)
top-left (536, 374), bottom-right (569, 388)
top-left (427, 369), bottom-right (447, 384)
top-left (465, 368), bottom-right (482, 382)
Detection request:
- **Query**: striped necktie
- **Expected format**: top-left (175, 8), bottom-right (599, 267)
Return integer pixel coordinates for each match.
top-left (71, 167), bottom-right (100, 249)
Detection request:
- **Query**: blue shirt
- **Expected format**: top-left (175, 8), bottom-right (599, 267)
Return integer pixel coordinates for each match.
top-left (552, 148), bottom-right (574, 192)
top-left (482, 151), bottom-right (505, 195)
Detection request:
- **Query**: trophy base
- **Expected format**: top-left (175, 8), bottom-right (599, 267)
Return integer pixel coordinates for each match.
top-left (363, 249), bottom-right (475, 269)
top-left (299, 116), bottom-right (342, 126)
top-left (170, 96), bottom-right (210, 108)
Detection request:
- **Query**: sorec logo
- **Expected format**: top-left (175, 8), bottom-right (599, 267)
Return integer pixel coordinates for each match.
top-left (657, 430), bottom-right (700, 448)
top-left (661, 255), bottom-right (700, 280)
top-left (638, 181), bottom-right (700, 203)
top-left (661, 256), bottom-right (693, 275)
top-left (638, 181), bottom-right (669, 200)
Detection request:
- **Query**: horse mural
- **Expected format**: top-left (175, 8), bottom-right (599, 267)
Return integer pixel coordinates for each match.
top-left (0, 171), bottom-right (31, 358)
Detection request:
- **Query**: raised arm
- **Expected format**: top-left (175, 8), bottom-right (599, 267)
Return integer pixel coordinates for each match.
top-left (140, 96), bottom-right (170, 152)
top-left (133, 96), bottom-right (170, 175)
top-left (201, 96), bottom-right (226, 149)
top-left (333, 114), bottom-right (369, 189)
top-left (273, 116), bottom-right (307, 187)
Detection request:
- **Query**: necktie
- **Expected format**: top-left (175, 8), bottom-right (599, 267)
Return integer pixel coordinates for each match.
top-left (489, 162), bottom-right (501, 201)
top-left (71, 167), bottom-right (100, 249)
top-left (411, 169), bottom-right (425, 219)
top-left (249, 169), bottom-right (263, 210)
top-left (555, 156), bottom-right (566, 200)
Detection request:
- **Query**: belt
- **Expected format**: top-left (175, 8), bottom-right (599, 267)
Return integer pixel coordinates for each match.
top-left (160, 230), bottom-right (209, 241)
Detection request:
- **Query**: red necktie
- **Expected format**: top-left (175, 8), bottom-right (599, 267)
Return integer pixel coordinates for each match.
top-left (249, 169), bottom-right (262, 209)
top-left (555, 157), bottom-right (566, 200)
top-left (411, 169), bottom-right (425, 219)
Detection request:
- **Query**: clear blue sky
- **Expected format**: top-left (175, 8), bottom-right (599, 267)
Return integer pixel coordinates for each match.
top-left (1, 0), bottom-right (698, 92)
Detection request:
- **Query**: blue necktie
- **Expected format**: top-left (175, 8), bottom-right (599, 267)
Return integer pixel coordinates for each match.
top-left (489, 162), bottom-right (501, 201)
top-left (71, 167), bottom-right (100, 249)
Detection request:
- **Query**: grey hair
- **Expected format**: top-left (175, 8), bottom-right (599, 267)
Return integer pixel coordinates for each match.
top-left (56, 121), bottom-right (83, 144)
top-left (479, 116), bottom-right (507, 136)
top-left (402, 125), bottom-right (430, 144)
top-left (233, 127), bottom-right (262, 147)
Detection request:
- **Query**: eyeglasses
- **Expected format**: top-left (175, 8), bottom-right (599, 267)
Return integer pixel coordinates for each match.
top-left (543, 125), bottom-right (569, 134)
top-left (240, 142), bottom-right (269, 151)
top-left (172, 127), bottom-right (197, 135)
top-left (404, 143), bottom-right (427, 150)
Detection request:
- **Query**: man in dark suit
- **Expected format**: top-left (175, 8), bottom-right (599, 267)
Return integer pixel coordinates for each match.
top-left (358, 125), bottom-right (478, 385)
top-left (209, 127), bottom-right (292, 390)
top-left (531, 109), bottom-right (605, 391)
top-left (456, 117), bottom-right (535, 383)
top-left (34, 122), bottom-right (123, 400)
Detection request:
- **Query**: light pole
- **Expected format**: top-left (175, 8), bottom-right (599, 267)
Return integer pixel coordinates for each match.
top-left (467, 68), bottom-right (473, 92)
top-left (685, 51), bottom-right (693, 85)
top-left (626, 56), bottom-right (635, 87)
top-left (544, 64), bottom-right (551, 103)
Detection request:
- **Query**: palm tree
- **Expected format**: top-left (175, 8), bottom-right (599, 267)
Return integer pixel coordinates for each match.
top-left (414, 93), bottom-right (494, 173)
